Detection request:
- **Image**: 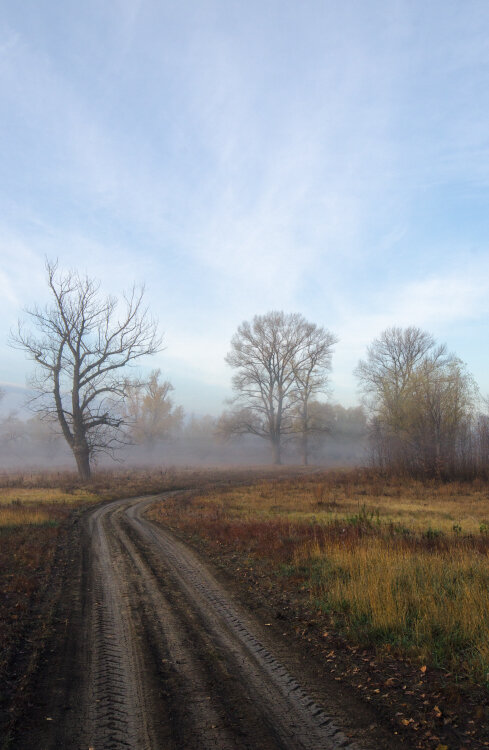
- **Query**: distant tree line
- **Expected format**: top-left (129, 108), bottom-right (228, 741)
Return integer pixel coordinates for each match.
top-left (6, 261), bottom-right (489, 479)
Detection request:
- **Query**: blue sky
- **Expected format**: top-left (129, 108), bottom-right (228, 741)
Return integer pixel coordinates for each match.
top-left (1, 1), bottom-right (489, 414)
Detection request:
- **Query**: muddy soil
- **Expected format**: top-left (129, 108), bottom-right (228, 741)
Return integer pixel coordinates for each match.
top-left (10, 493), bottom-right (408, 750)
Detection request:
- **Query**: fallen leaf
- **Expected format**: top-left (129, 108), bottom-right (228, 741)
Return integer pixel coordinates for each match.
top-left (420, 665), bottom-right (427, 673)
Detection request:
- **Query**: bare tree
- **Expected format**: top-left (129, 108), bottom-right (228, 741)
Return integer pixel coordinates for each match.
top-left (225, 311), bottom-right (337, 465)
top-left (355, 327), bottom-right (439, 418)
top-left (355, 326), bottom-right (477, 477)
top-left (476, 402), bottom-right (489, 476)
top-left (401, 355), bottom-right (476, 476)
top-left (11, 260), bottom-right (161, 479)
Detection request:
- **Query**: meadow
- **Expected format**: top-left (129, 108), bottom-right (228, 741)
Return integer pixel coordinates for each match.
top-left (149, 470), bottom-right (489, 688)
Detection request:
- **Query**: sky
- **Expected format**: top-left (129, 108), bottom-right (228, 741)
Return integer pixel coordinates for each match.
top-left (1, 0), bottom-right (489, 415)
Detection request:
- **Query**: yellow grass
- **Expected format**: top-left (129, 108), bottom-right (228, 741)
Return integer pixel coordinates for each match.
top-left (162, 471), bottom-right (489, 685)
top-left (0, 487), bottom-right (98, 506)
top-left (0, 487), bottom-right (99, 527)
top-left (0, 466), bottom-right (282, 528)
top-left (0, 506), bottom-right (56, 526)
top-left (295, 538), bottom-right (489, 680)
top-left (197, 473), bottom-right (489, 534)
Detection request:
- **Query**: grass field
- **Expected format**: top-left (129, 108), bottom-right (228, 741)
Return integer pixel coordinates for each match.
top-left (149, 470), bottom-right (489, 688)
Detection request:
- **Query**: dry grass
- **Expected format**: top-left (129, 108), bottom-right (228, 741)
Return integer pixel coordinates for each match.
top-left (0, 506), bottom-right (59, 527)
top-left (0, 467), bottom-right (226, 528)
top-left (0, 487), bottom-right (97, 505)
top-left (187, 470), bottom-right (489, 533)
top-left (0, 480), bottom-right (98, 529)
top-left (295, 539), bottom-right (489, 682)
top-left (150, 469), bottom-right (489, 686)
top-left (0, 488), bottom-right (98, 529)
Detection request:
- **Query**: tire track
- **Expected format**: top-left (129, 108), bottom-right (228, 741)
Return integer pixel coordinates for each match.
top-left (110, 507), bottom-right (242, 750)
top-left (84, 502), bottom-right (154, 750)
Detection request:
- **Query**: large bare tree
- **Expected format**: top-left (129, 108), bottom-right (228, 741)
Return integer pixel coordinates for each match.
top-left (11, 261), bottom-right (161, 479)
top-left (355, 326), bottom-right (477, 476)
top-left (224, 311), bottom-right (337, 464)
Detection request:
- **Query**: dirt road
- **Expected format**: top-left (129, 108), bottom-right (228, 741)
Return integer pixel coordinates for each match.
top-left (12, 494), bottom-right (395, 749)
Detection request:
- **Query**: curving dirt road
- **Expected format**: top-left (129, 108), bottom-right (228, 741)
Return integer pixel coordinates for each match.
top-left (13, 493), bottom-right (385, 749)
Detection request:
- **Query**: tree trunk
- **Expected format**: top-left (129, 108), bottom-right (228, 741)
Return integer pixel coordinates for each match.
top-left (73, 443), bottom-right (91, 480)
top-left (301, 432), bottom-right (309, 466)
top-left (271, 438), bottom-right (282, 465)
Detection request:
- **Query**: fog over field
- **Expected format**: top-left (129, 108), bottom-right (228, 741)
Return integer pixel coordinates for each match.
top-left (0, 388), bottom-right (368, 470)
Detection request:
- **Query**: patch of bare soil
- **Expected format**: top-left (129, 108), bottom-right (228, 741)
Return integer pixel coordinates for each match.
top-left (0, 512), bottom-right (84, 750)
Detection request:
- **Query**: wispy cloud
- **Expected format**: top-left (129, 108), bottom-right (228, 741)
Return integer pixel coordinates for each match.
top-left (2, 2), bottom-right (489, 410)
